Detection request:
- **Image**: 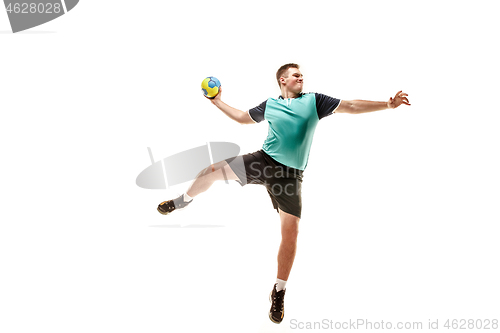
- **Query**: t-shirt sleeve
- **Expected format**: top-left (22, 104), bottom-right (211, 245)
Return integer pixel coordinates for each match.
top-left (248, 100), bottom-right (267, 123)
top-left (315, 93), bottom-right (341, 120)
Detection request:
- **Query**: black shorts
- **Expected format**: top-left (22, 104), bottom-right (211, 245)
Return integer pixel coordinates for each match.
top-left (225, 150), bottom-right (303, 218)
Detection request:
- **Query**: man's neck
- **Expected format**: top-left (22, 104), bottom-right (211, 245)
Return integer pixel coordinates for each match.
top-left (280, 90), bottom-right (301, 99)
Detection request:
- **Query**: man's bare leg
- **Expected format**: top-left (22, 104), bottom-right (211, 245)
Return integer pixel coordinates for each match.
top-left (277, 209), bottom-right (300, 281)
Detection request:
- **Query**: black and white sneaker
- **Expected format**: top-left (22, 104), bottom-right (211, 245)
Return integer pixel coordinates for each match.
top-left (157, 194), bottom-right (192, 215)
top-left (269, 283), bottom-right (286, 324)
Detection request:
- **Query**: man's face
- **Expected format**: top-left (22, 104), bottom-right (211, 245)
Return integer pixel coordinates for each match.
top-left (281, 68), bottom-right (303, 93)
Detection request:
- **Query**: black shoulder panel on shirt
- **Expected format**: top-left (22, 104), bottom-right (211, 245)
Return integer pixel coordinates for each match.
top-left (249, 100), bottom-right (267, 123)
top-left (315, 93), bottom-right (341, 120)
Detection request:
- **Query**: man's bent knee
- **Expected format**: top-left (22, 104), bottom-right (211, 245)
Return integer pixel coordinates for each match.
top-left (196, 161), bottom-right (238, 182)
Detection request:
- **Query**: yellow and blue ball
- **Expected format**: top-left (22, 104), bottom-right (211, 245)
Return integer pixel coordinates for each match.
top-left (201, 76), bottom-right (221, 99)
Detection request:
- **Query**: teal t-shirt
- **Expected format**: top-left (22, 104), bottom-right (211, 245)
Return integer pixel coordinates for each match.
top-left (249, 93), bottom-right (341, 170)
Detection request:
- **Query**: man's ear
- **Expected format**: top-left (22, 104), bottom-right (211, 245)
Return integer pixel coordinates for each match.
top-left (279, 77), bottom-right (286, 86)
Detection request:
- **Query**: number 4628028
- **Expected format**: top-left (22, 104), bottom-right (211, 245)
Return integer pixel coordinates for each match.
top-left (5, 3), bottom-right (62, 14)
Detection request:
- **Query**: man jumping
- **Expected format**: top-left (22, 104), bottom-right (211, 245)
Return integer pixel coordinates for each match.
top-left (157, 63), bottom-right (410, 324)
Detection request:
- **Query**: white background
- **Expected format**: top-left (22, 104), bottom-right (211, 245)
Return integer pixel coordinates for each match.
top-left (1, 1), bottom-right (499, 332)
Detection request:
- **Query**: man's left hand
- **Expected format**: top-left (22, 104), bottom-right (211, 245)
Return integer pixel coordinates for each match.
top-left (387, 91), bottom-right (410, 109)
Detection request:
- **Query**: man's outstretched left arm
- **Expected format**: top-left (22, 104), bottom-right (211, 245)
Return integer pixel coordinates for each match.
top-left (335, 91), bottom-right (410, 114)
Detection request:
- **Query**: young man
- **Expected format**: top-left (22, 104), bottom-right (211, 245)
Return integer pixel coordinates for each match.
top-left (158, 63), bottom-right (410, 324)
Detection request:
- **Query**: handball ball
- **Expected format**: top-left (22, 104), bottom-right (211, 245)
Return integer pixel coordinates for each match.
top-left (201, 76), bottom-right (221, 99)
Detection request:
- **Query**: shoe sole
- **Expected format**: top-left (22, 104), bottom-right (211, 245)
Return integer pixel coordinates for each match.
top-left (157, 207), bottom-right (170, 215)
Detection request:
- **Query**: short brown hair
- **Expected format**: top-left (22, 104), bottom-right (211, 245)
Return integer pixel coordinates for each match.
top-left (276, 63), bottom-right (300, 87)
